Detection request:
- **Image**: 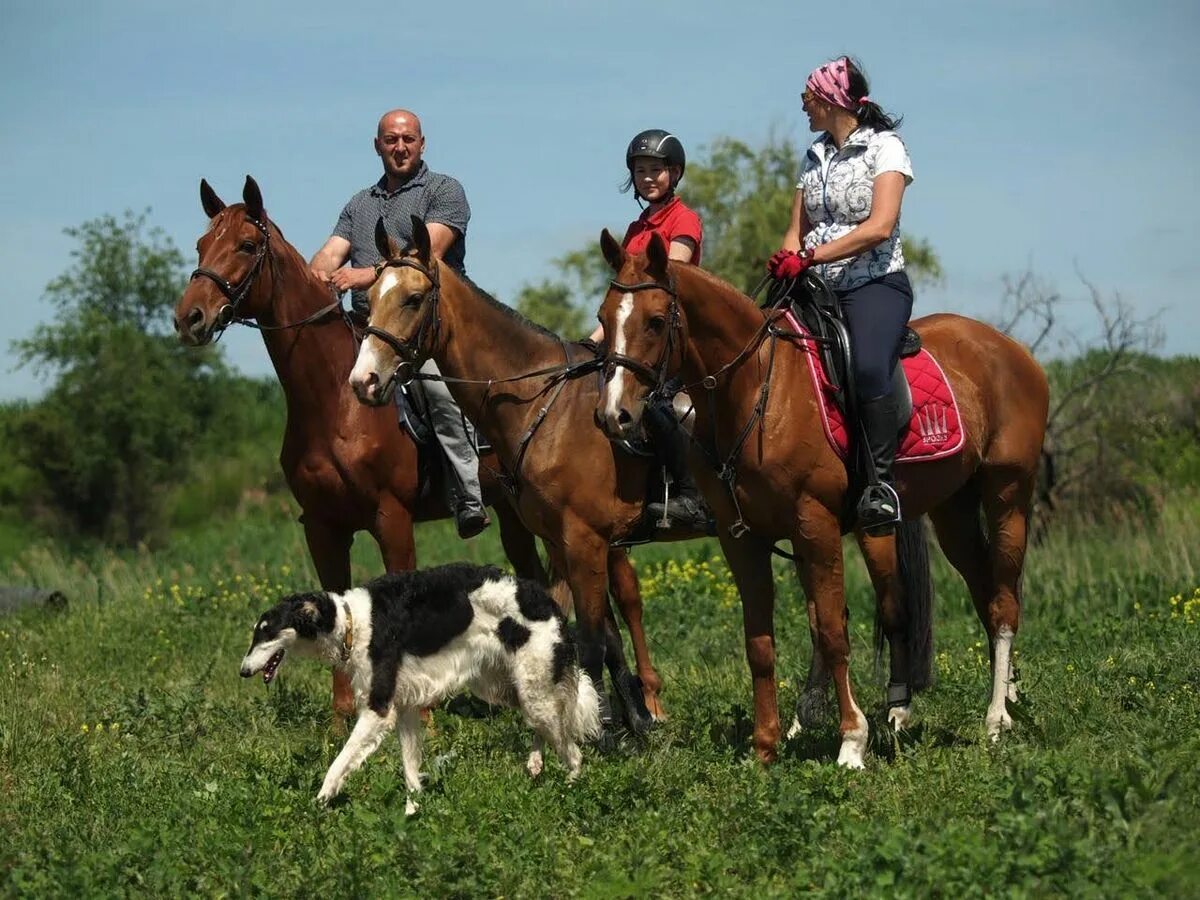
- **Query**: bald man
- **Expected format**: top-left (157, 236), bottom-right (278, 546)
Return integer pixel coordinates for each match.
top-left (311, 109), bottom-right (487, 538)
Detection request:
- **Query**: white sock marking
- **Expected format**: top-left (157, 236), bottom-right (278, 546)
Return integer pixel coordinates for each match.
top-left (986, 626), bottom-right (1015, 740)
top-left (837, 700), bottom-right (869, 769)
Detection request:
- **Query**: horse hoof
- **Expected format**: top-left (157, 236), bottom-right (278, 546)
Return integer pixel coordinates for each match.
top-left (595, 723), bottom-right (621, 753)
top-left (887, 706), bottom-right (911, 733)
top-left (986, 709), bottom-right (1013, 741)
top-left (795, 688), bottom-right (829, 727)
top-left (613, 674), bottom-right (654, 736)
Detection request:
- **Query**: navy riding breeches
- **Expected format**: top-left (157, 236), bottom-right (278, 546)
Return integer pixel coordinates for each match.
top-left (837, 271), bottom-right (914, 402)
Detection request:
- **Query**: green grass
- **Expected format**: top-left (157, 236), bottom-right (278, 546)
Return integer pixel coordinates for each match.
top-left (2, 500), bottom-right (1199, 897)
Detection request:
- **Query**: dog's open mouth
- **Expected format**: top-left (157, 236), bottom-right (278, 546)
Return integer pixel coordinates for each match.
top-left (262, 650), bottom-right (285, 684)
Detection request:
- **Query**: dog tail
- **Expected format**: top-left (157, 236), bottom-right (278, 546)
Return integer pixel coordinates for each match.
top-left (562, 667), bottom-right (602, 744)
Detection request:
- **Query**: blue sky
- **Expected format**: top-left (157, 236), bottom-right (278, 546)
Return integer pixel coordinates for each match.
top-left (2, 0), bottom-right (1197, 399)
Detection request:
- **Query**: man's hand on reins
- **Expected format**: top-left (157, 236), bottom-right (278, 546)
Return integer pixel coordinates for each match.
top-left (328, 267), bottom-right (378, 292)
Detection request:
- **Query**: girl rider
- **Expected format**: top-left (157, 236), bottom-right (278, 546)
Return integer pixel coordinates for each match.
top-left (594, 129), bottom-right (709, 533)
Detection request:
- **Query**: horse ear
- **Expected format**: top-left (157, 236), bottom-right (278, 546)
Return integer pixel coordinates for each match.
top-left (410, 214), bottom-right (431, 264)
top-left (375, 217), bottom-right (392, 260)
top-left (243, 175), bottom-right (264, 220)
top-left (200, 179), bottom-right (226, 219)
top-left (600, 229), bottom-right (625, 272)
top-left (646, 232), bottom-right (670, 280)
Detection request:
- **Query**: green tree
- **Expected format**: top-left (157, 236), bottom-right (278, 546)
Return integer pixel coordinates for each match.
top-left (512, 280), bottom-right (588, 339)
top-left (515, 133), bottom-right (941, 332)
top-left (11, 211), bottom-right (228, 545)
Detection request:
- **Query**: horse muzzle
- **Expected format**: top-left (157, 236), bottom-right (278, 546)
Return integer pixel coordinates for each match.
top-left (175, 305), bottom-right (217, 346)
top-left (596, 386), bottom-right (645, 442)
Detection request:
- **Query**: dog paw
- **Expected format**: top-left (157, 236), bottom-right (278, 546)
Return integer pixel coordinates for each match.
top-left (526, 750), bottom-right (544, 778)
top-left (405, 797), bottom-right (420, 816)
top-left (316, 788), bottom-right (336, 807)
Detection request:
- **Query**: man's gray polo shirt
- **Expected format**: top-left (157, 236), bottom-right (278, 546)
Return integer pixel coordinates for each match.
top-left (333, 162), bottom-right (470, 314)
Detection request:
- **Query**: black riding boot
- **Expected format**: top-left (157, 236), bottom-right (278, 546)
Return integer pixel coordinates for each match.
top-left (642, 400), bottom-right (713, 533)
top-left (856, 394), bottom-right (902, 535)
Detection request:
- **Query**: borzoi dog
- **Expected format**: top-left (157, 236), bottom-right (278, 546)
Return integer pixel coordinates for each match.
top-left (240, 563), bottom-right (600, 813)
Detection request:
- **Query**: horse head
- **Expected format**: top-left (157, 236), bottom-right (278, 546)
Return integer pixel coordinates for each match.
top-left (348, 215), bottom-right (438, 405)
top-left (595, 229), bottom-right (685, 441)
top-left (175, 176), bottom-right (273, 345)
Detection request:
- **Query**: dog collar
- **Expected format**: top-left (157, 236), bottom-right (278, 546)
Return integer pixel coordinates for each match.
top-left (341, 604), bottom-right (354, 662)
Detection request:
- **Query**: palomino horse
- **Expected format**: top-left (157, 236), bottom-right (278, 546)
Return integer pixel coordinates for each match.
top-left (173, 177), bottom-right (633, 721)
top-left (348, 217), bottom-right (706, 732)
top-left (595, 231), bottom-right (1049, 767)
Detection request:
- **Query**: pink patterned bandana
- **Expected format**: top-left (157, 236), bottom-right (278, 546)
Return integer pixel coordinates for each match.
top-left (805, 57), bottom-right (868, 112)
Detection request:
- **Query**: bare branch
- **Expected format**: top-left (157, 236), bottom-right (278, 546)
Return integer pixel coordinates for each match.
top-left (995, 267), bottom-right (1167, 527)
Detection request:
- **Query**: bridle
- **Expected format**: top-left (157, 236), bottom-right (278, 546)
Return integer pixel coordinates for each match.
top-left (188, 213), bottom-right (342, 336)
top-left (189, 214), bottom-right (272, 333)
top-left (602, 275), bottom-right (683, 402)
top-left (361, 255), bottom-right (442, 393)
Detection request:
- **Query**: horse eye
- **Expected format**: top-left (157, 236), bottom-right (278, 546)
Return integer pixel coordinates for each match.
top-left (404, 292), bottom-right (423, 307)
top-left (239, 240), bottom-right (257, 253)
top-left (647, 316), bottom-right (666, 334)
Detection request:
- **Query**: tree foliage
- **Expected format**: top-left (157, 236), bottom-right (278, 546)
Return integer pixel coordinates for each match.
top-left (516, 133), bottom-right (942, 332)
top-left (9, 211), bottom-right (229, 545)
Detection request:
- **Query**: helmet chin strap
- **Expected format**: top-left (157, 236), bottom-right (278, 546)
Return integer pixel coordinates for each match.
top-left (635, 184), bottom-right (677, 210)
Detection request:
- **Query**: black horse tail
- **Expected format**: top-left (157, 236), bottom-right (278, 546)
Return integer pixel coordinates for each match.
top-left (875, 517), bottom-right (935, 692)
top-left (1034, 439), bottom-right (1057, 540)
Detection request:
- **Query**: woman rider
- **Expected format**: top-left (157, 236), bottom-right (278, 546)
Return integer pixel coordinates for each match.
top-left (767, 57), bottom-right (914, 534)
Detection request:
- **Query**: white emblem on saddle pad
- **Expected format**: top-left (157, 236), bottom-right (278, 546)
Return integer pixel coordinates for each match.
top-left (917, 404), bottom-right (950, 444)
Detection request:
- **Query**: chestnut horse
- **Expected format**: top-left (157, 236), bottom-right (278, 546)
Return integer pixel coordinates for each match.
top-left (595, 231), bottom-right (1049, 767)
top-left (347, 217), bottom-right (707, 733)
top-left (173, 177), bottom-right (641, 720)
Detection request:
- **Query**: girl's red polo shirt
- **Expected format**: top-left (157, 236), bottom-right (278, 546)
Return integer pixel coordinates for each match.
top-left (622, 196), bottom-right (703, 264)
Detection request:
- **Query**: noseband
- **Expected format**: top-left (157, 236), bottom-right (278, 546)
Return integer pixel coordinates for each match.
top-left (603, 276), bottom-right (681, 401)
top-left (189, 214), bottom-right (271, 331)
top-left (362, 256), bottom-right (442, 390)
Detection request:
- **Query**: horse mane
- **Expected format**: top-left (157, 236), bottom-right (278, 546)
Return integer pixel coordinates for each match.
top-left (430, 257), bottom-right (565, 343)
top-left (671, 262), bottom-right (766, 320)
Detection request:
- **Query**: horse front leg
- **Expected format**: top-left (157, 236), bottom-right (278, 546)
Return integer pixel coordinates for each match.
top-left (374, 492), bottom-right (417, 573)
top-left (303, 516), bottom-right (356, 726)
top-left (494, 501), bottom-right (548, 584)
top-left (855, 529), bottom-right (911, 732)
top-left (795, 502), bottom-right (868, 769)
top-left (717, 531), bottom-right (780, 763)
top-left (561, 522), bottom-right (621, 744)
top-left (607, 548), bottom-right (665, 721)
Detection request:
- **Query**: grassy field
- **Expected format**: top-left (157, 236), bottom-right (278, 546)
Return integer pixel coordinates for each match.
top-left (2, 498), bottom-right (1198, 898)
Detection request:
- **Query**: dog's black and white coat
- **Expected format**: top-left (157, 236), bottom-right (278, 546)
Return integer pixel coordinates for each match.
top-left (240, 563), bottom-right (600, 812)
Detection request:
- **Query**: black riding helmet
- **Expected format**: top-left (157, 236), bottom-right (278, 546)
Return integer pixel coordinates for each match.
top-left (626, 129), bottom-right (686, 179)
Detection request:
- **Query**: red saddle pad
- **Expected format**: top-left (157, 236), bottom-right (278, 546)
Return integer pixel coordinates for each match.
top-left (782, 311), bottom-right (965, 462)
